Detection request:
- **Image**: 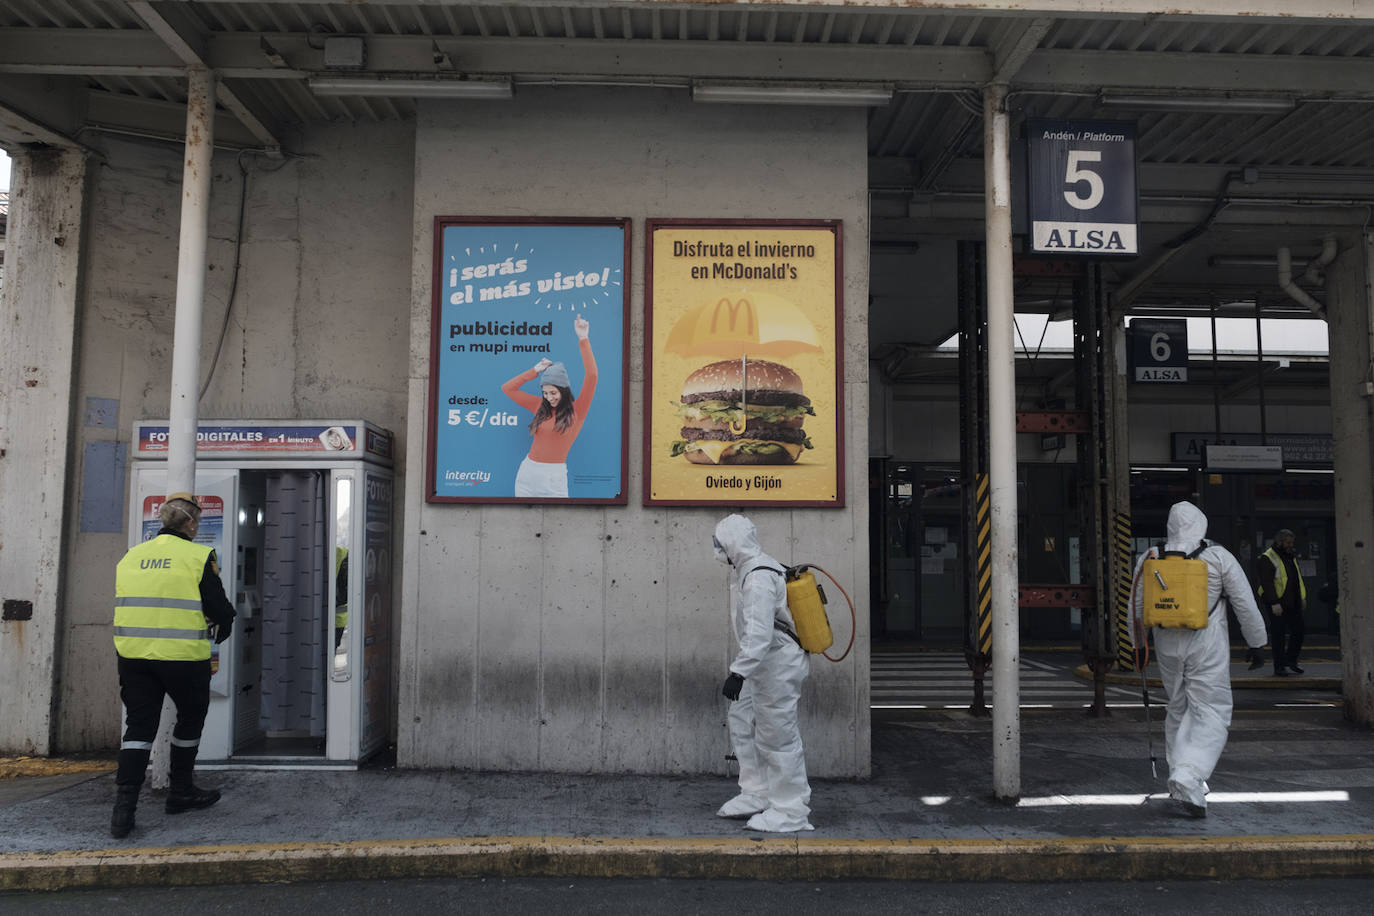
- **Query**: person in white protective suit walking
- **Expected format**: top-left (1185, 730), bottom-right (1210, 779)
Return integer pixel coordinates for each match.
top-left (1131, 501), bottom-right (1269, 818)
top-left (713, 514), bottom-right (814, 832)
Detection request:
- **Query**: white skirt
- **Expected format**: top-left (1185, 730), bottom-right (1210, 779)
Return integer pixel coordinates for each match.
top-left (514, 456), bottom-right (568, 498)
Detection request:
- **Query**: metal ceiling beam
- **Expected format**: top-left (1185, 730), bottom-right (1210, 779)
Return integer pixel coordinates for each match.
top-left (0, 29), bottom-right (180, 75)
top-left (7, 27), bottom-right (1374, 98)
top-left (0, 75), bottom-right (87, 148)
top-left (1016, 49), bottom-right (1374, 95)
top-left (124, 3), bottom-right (283, 153)
top-left (83, 91), bottom-right (267, 149)
top-left (165, 0), bottom-right (1374, 23)
top-left (991, 17), bottom-right (1053, 83)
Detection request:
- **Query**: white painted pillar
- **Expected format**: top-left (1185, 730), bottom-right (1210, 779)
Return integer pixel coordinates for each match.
top-left (983, 83), bottom-right (1021, 799)
top-left (167, 66), bottom-right (215, 494)
top-left (150, 67), bottom-right (216, 788)
top-left (0, 149), bottom-right (88, 755)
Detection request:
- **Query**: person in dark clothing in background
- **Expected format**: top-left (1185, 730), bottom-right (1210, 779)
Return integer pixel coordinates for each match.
top-left (110, 492), bottom-right (236, 839)
top-left (1255, 528), bottom-right (1306, 676)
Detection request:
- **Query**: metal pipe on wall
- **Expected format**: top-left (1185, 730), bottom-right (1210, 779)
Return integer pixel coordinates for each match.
top-left (983, 82), bottom-right (1021, 800)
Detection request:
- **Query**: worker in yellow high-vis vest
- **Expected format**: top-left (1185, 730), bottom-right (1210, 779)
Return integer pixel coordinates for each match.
top-left (1255, 528), bottom-right (1307, 677)
top-left (110, 492), bottom-right (236, 840)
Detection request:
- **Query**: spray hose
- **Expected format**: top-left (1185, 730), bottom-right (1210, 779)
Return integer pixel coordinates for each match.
top-left (1129, 550), bottom-right (1159, 779)
top-left (804, 564), bottom-right (856, 663)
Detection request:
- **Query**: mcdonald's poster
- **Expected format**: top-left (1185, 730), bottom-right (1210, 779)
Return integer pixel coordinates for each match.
top-left (644, 219), bottom-right (844, 507)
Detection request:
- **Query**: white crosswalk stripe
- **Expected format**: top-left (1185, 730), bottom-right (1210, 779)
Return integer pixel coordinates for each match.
top-left (870, 650), bottom-right (1145, 709)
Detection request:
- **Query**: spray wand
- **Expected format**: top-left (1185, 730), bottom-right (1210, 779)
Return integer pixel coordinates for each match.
top-left (1130, 551), bottom-right (1159, 779)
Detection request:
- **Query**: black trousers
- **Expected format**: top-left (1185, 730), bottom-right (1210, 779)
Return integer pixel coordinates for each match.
top-left (116, 655), bottom-right (211, 789)
top-left (1269, 606), bottom-right (1306, 670)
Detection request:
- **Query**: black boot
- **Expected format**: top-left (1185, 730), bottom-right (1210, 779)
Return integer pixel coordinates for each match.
top-left (166, 784), bottom-right (221, 814)
top-left (111, 786), bottom-right (140, 839)
top-left (166, 742), bottom-right (219, 814)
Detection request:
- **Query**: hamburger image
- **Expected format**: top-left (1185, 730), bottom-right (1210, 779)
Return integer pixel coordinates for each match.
top-left (669, 358), bottom-right (815, 465)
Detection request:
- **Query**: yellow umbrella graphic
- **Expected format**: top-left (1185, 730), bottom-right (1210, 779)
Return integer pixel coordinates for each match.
top-left (664, 290), bottom-right (823, 359)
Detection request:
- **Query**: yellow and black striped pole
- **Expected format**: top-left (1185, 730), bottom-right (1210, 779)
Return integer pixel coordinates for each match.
top-left (1115, 512), bottom-right (1134, 670)
top-left (976, 473), bottom-right (993, 656)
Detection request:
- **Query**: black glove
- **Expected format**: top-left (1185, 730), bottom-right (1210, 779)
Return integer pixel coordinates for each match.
top-left (1246, 646), bottom-right (1265, 670)
top-left (722, 673), bottom-right (744, 701)
top-left (212, 618), bottom-right (233, 645)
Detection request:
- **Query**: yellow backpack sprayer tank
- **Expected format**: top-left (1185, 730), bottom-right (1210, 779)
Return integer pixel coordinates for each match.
top-left (784, 566), bottom-right (833, 654)
top-left (747, 563), bottom-right (854, 662)
top-left (1139, 542), bottom-right (1215, 629)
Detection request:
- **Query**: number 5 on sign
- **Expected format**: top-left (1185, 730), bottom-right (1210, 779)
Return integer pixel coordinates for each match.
top-left (1063, 151), bottom-right (1104, 210)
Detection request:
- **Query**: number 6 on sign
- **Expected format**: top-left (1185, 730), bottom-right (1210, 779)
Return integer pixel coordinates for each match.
top-left (1063, 151), bottom-right (1104, 210)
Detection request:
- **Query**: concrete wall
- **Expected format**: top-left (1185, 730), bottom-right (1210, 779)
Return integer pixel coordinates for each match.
top-left (52, 125), bottom-right (414, 750)
top-left (0, 149), bottom-right (87, 755)
top-left (399, 87), bottom-right (871, 777)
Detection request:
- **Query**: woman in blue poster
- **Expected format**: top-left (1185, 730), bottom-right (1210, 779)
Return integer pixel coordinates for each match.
top-left (501, 314), bottom-right (597, 497)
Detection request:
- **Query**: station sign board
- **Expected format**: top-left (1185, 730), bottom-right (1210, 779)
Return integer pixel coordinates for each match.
top-left (1025, 119), bottom-right (1138, 256)
top-left (1129, 318), bottom-right (1188, 382)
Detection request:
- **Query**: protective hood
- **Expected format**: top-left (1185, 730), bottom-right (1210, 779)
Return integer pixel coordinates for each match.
top-left (714, 514), bottom-right (763, 567)
top-left (1165, 500), bottom-right (1209, 550)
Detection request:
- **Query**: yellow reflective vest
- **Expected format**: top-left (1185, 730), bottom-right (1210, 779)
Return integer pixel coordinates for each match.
top-left (1259, 546), bottom-right (1307, 608)
top-left (334, 546), bottom-right (349, 629)
top-left (114, 534), bottom-right (214, 661)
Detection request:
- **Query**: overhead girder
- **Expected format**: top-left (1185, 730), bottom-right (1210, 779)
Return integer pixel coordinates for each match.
top-left (4, 29), bottom-right (1374, 98)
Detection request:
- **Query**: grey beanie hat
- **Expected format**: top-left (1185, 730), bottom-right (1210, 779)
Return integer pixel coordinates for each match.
top-left (540, 361), bottom-right (570, 389)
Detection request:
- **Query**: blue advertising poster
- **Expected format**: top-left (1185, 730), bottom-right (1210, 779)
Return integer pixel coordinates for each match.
top-left (429, 218), bottom-right (628, 503)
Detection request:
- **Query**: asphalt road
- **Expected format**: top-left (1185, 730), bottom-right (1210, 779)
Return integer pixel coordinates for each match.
top-left (4, 877), bottom-right (1373, 914)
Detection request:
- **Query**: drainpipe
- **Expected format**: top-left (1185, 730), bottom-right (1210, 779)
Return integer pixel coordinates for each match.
top-left (1277, 238), bottom-right (1332, 320)
top-left (983, 82), bottom-right (1021, 801)
top-left (1304, 234), bottom-right (1339, 288)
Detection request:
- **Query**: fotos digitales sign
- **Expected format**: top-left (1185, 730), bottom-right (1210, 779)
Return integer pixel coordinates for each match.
top-left (644, 220), bottom-right (844, 507)
top-left (428, 218), bottom-right (629, 504)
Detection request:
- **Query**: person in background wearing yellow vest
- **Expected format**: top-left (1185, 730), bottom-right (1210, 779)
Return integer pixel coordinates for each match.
top-left (110, 492), bottom-right (236, 839)
top-left (334, 546), bottom-right (349, 649)
top-left (1130, 501), bottom-right (1268, 818)
top-left (1255, 528), bottom-right (1306, 676)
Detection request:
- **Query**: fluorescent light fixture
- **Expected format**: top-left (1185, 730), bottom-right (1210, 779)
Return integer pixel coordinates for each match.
top-left (308, 77), bottom-right (513, 99)
top-left (1099, 92), bottom-right (1295, 114)
top-left (692, 81), bottom-right (892, 107)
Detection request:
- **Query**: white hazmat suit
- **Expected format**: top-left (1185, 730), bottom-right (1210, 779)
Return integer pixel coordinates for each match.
top-left (713, 514), bottom-right (814, 832)
top-left (1130, 501), bottom-right (1268, 817)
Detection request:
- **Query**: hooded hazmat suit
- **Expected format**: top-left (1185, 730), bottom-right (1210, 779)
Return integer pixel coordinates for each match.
top-left (1130, 501), bottom-right (1268, 816)
top-left (713, 514), bottom-right (814, 832)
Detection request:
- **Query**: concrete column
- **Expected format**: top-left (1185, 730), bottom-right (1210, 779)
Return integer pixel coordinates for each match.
top-left (983, 83), bottom-right (1021, 799)
top-left (1327, 233), bottom-right (1374, 725)
top-left (0, 148), bottom-right (89, 754)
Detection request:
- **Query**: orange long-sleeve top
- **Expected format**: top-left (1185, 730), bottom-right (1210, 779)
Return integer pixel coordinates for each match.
top-left (501, 337), bottom-right (597, 463)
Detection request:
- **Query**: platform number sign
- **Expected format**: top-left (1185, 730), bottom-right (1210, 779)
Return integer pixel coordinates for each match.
top-left (1026, 119), bottom-right (1138, 256)
top-left (1130, 318), bottom-right (1188, 383)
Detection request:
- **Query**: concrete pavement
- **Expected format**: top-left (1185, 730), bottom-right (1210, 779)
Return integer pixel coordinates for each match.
top-left (2, 652), bottom-right (1369, 890)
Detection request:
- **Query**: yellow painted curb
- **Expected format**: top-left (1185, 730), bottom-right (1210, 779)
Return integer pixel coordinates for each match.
top-left (4, 834), bottom-right (1374, 890)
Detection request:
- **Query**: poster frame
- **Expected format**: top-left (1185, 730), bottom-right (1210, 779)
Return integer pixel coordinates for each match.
top-left (426, 215), bottom-right (632, 505)
top-left (642, 217), bottom-right (846, 508)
